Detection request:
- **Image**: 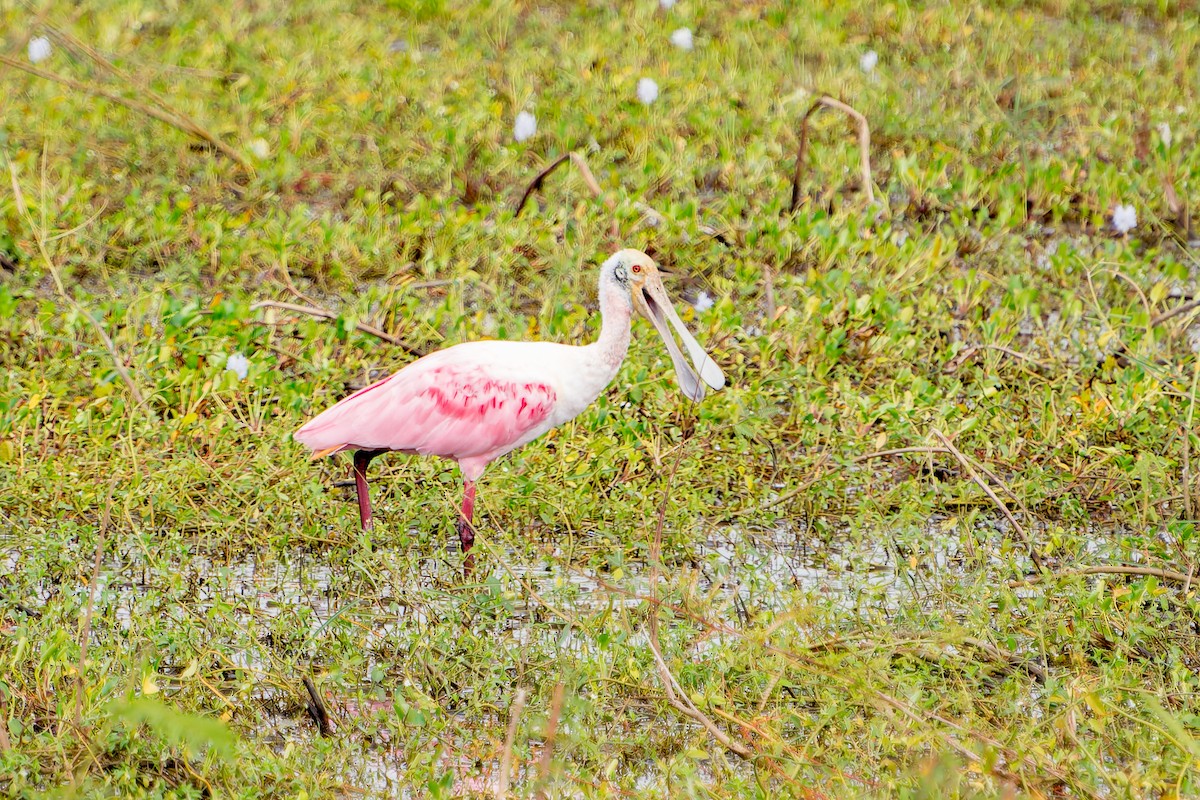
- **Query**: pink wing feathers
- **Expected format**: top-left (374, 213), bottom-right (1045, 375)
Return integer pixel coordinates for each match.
top-left (295, 353), bottom-right (558, 472)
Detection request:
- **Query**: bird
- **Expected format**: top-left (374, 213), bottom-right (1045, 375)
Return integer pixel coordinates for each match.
top-left (295, 248), bottom-right (725, 561)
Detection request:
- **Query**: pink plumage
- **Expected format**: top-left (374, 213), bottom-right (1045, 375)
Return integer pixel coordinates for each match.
top-left (295, 347), bottom-right (557, 480)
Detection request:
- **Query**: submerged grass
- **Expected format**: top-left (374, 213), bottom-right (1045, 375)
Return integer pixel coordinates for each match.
top-left (3, 0), bottom-right (1200, 796)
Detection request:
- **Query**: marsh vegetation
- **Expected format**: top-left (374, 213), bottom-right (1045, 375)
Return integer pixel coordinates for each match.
top-left (3, 1), bottom-right (1200, 797)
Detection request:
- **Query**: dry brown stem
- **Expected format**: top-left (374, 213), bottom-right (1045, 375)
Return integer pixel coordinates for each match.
top-left (645, 436), bottom-right (757, 761)
top-left (533, 683), bottom-right (565, 800)
top-left (1008, 564), bottom-right (1196, 588)
top-left (790, 95), bottom-right (875, 212)
top-left (514, 152), bottom-right (618, 237)
top-left (302, 676), bottom-right (333, 736)
top-left (10, 158), bottom-right (148, 406)
top-left (853, 446), bottom-right (951, 462)
top-left (596, 578), bottom-right (1087, 794)
top-left (250, 300), bottom-right (422, 356)
top-left (931, 430), bottom-right (1045, 570)
top-left (73, 479), bottom-right (115, 727)
top-left (497, 687), bottom-right (528, 799)
top-left (0, 55), bottom-right (250, 171)
top-left (1152, 298), bottom-right (1200, 328)
top-left (645, 618), bottom-right (753, 759)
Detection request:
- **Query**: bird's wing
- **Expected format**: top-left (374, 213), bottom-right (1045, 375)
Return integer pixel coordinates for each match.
top-left (294, 349), bottom-right (559, 463)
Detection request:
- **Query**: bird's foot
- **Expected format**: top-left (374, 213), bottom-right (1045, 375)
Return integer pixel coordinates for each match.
top-left (456, 517), bottom-right (475, 552)
top-left (456, 518), bottom-right (476, 577)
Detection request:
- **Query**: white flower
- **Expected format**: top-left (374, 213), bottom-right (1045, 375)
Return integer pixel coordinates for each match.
top-left (860, 50), bottom-right (878, 73)
top-left (1157, 122), bottom-right (1172, 147)
top-left (513, 111), bottom-right (537, 143)
top-left (693, 291), bottom-right (714, 313)
top-left (225, 353), bottom-right (250, 381)
top-left (659, 0), bottom-right (676, 8)
top-left (670, 28), bottom-right (693, 51)
top-left (637, 78), bottom-right (659, 105)
top-left (248, 138), bottom-right (270, 159)
top-left (1112, 204), bottom-right (1137, 235)
top-left (28, 36), bottom-right (51, 64)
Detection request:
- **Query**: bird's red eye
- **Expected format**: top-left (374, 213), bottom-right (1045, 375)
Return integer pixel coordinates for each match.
top-left (632, 264), bottom-right (642, 273)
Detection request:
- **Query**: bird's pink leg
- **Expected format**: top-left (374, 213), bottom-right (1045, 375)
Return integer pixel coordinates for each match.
top-left (352, 450), bottom-right (385, 531)
top-left (457, 480), bottom-right (477, 553)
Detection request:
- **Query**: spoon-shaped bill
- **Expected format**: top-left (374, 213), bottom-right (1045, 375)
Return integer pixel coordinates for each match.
top-left (635, 274), bottom-right (725, 401)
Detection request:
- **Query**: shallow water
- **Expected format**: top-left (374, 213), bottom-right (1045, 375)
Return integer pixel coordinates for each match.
top-left (0, 515), bottom-right (1148, 795)
top-left (3, 519), bottom-right (899, 792)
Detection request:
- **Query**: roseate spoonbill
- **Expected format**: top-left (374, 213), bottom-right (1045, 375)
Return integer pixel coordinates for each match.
top-left (295, 248), bottom-right (724, 556)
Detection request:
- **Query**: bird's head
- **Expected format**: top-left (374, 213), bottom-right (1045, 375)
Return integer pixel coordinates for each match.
top-left (605, 248), bottom-right (726, 402)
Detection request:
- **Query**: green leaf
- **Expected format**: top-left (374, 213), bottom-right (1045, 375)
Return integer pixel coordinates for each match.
top-left (109, 696), bottom-right (238, 759)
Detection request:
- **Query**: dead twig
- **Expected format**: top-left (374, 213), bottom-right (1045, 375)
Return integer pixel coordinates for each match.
top-left (1008, 564), bottom-right (1197, 588)
top-left (514, 152), bottom-right (618, 237)
top-left (250, 300), bottom-right (422, 356)
top-left (0, 55), bottom-right (250, 171)
top-left (594, 578), bottom-right (1088, 794)
top-left (73, 479), bottom-right (116, 728)
top-left (567, 153), bottom-right (605, 201)
top-left (942, 346), bottom-right (979, 374)
top-left (1152, 298), bottom-right (1200, 329)
top-left (515, 153), bottom-right (571, 214)
top-left (302, 676), bottom-right (333, 736)
top-left (9, 156), bottom-right (147, 405)
top-left (491, 449), bottom-right (1063, 790)
top-left (78, 303), bottom-right (146, 405)
top-left (931, 430), bottom-right (1044, 571)
top-left (645, 620), bottom-right (753, 759)
top-left (646, 434), bottom-right (754, 761)
top-left (853, 446), bottom-right (950, 462)
top-left (1184, 355), bottom-right (1200, 522)
top-left (493, 525), bottom-right (1074, 796)
top-left (735, 449), bottom-right (833, 514)
top-left (945, 344), bottom-right (1050, 374)
top-left (533, 683), bottom-right (565, 800)
top-left (789, 95), bottom-right (875, 213)
top-left (973, 460), bottom-right (1034, 521)
top-left (960, 637), bottom-right (1047, 684)
top-left (497, 687), bottom-right (528, 800)
top-left (274, 259), bottom-right (323, 311)
top-left (0, 697), bottom-right (10, 753)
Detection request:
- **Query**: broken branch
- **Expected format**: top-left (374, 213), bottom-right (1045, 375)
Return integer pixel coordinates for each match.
top-left (302, 676), bottom-right (333, 736)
